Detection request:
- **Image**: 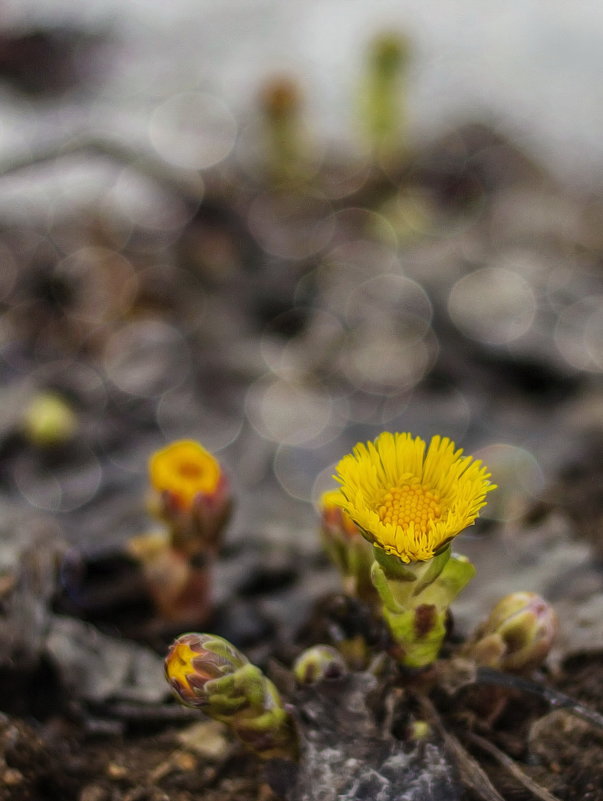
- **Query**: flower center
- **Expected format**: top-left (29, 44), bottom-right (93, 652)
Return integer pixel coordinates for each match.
top-left (177, 460), bottom-right (204, 480)
top-left (377, 485), bottom-right (442, 530)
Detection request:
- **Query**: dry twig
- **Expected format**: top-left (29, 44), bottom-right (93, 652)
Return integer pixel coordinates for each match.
top-left (466, 731), bottom-right (561, 801)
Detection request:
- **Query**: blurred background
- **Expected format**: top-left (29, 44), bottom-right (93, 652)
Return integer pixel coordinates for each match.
top-left (1, 0), bottom-right (603, 644)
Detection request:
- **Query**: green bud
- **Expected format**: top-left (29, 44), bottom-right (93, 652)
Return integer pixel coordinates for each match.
top-left (23, 391), bottom-right (77, 447)
top-left (408, 720), bottom-right (431, 741)
top-left (165, 633), bottom-right (298, 760)
top-left (293, 645), bottom-right (347, 684)
top-left (466, 592), bottom-right (557, 672)
top-left (369, 33), bottom-right (411, 77)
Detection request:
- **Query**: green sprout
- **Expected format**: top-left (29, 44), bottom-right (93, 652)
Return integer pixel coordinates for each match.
top-left (359, 33), bottom-right (412, 166)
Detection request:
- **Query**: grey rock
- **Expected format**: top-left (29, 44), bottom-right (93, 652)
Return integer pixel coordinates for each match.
top-left (45, 615), bottom-right (169, 704)
top-left (289, 672), bottom-right (461, 801)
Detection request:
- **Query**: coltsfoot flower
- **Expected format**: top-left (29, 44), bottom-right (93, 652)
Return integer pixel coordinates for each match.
top-left (165, 633), bottom-right (298, 760)
top-left (150, 439), bottom-right (223, 510)
top-left (334, 432), bottom-right (496, 563)
top-left (149, 439), bottom-right (232, 553)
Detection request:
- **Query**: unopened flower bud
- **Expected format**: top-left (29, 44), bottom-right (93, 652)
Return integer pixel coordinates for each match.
top-left (293, 645), bottom-right (347, 684)
top-left (165, 633), bottom-right (297, 761)
top-left (370, 33), bottom-right (411, 78)
top-left (319, 490), bottom-right (377, 604)
top-left (149, 440), bottom-right (232, 554)
top-left (320, 490), bottom-right (360, 541)
top-left (467, 592), bottom-right (557, 672)
top-left (165, 632), bottom-right (247, 707)
top-left (23, 391), bottom-right (77, 447)
top-left (408, 720), bottom-right (431, 741)
top-left (260, 77), bottom-right (301, 122)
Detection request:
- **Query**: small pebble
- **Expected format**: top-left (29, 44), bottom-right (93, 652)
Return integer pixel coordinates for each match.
top-left (2, 768), bottom-right (23, 785)
top-left (107, 762), bottom-right (128, 780)
top-left (79, 785), bottom-right (109, 801)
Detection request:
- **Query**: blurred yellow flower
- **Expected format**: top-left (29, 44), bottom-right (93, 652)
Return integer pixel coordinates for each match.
top-left (150, 440), bottom-right (221, 509)
top-left (334, 432), bottom-right (495, 563)
top-left (319, 489), bottom-right (361, 539)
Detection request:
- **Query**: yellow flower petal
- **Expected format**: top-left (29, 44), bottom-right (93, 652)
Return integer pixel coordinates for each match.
top-left (334, 432), bottom-right (496, 563)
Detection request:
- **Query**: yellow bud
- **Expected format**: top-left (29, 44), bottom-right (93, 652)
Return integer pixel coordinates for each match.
top-left (165, 632), bottom-right (247, 708)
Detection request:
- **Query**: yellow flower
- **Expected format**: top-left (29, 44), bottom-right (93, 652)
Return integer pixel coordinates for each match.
top-left (149, 440), bottom-right (221, 510)
top-left (334, 432), bottom-right (496, 563)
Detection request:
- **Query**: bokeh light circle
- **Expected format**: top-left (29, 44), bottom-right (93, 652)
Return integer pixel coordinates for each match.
top-left (245, 375), bottom-right (333, 446)
top-left (149, 92), bottom-right (237, 170)
top-left (157, 387), bottom-right (243, 452)
top-left (338, 328), bottom-right (439, 396)
top-left (13, 447), bottom-right (103, 513)
top-left (260, 308), bottom-right (345, 379)
top-left (448, 267), bottom-right (536, 345)
top-left (345, 274), bottom-right (433, 342)
top-left (103, 319), bottom-right (190, 397)
top-left (554, 295), bottom-right (603, 372)
top-left (471, 443), bottom-right (543, 522)
top-left (248, 192), bottom-right (333, 260)
top-left (274, 445), bottom-right (334, 502)
top-left (54, 246), bottom-right (137, 325)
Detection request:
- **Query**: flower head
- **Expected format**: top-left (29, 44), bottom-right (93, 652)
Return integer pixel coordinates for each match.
top-left (150, 440), bottom-right (221, 510)
top-left (334, 432), bottom-right (495, 563)
top-left (149, 440), bottom-right (232, 553)
top-left (165, 632), bottom-right (247, 708)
